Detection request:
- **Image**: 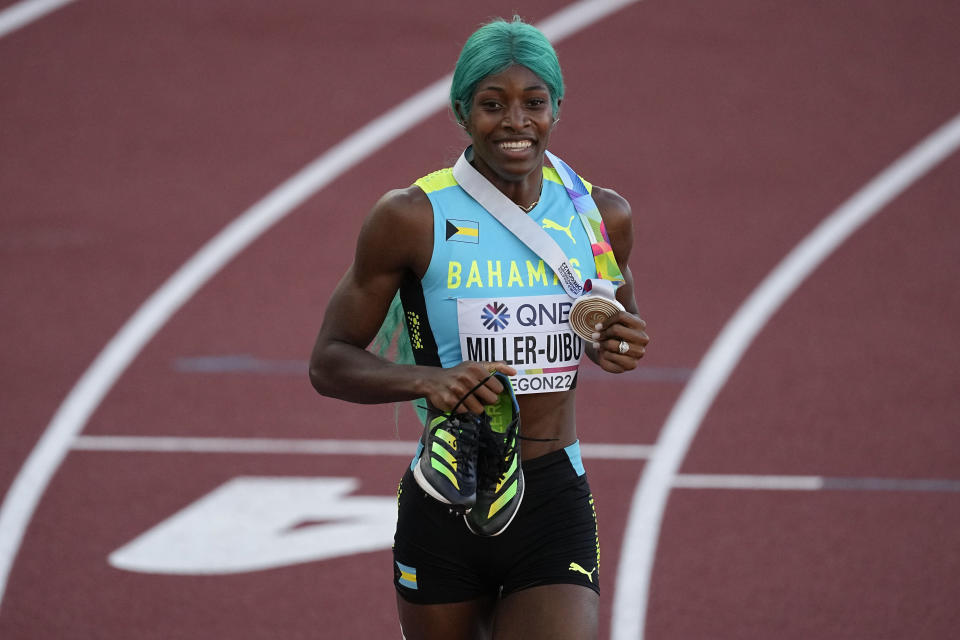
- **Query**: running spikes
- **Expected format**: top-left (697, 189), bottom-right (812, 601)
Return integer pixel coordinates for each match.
top-left (413, 409), bottom-right (481, 510)
top-left (465, 372), bottom-right (524, 537)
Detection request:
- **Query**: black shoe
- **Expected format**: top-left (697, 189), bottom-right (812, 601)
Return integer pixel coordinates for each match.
top-left (465, 373), bottom-right (524, 536)
top-left (413, 409), bottom-right (480, 509)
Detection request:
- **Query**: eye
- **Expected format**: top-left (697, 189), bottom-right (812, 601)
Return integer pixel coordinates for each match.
top-left (480, 100), bottom-right (502, 111)
top-left (525, 97), bottom-right (550, 112)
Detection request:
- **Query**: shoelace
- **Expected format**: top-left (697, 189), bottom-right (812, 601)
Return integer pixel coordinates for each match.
top-left (440, 413), bottom-right (480, 471)
top-left (426, 373), bottom-right (499, 473)
top-left (476, 417), bottom-right (519, 491)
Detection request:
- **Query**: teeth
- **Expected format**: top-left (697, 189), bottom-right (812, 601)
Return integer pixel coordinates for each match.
top-left (500, 140), bottom-right (532, 151)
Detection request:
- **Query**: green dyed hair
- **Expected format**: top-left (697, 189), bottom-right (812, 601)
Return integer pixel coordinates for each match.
top-left (370, 292), bottom-right (427, 425)
top-left (450, 16), bottom-right (564, 122)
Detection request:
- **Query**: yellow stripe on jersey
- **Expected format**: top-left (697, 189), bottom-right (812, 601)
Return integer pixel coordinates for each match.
top-left (416, 166), bottom-right (592, 194)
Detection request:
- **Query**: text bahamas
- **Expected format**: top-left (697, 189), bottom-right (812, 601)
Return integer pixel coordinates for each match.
top-left (447, 258), bottom-right (582, 289)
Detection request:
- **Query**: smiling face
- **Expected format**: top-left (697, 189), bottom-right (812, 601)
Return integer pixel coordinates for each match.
top-left (458, 64), bottom-right (560, 188)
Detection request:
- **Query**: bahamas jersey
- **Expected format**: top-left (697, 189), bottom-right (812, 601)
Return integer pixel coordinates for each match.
top-left (399, 165), bottom-right (599, 395)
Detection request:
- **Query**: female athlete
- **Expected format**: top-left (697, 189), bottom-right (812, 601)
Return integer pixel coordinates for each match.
top-left (310, 16), bottom-right (649, 640)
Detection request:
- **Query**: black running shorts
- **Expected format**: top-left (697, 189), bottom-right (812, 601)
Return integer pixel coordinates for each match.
top-left (393, 441), bottom-right (600, 604)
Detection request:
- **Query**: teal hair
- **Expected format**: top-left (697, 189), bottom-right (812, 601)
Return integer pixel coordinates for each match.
top-left (450, 16), bottom-right (564, 122)
top-left (371, 292), bottom-right (427, 424)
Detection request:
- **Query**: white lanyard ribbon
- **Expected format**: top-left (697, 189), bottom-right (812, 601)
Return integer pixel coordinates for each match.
top-left (451, 148), bottom-right (624, 339)
top-left (453, 149), bottom-right (585, 298)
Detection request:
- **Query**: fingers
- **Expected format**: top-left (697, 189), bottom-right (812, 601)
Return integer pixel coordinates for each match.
top-left (428, 361), bottom-right (515, 414)
top-left (487, 361), bottom-right (518, 377)
top-left (591, 312), bottom-right (650, 371)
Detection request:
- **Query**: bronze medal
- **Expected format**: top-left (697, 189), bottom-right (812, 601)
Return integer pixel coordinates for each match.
top-left (569, 294), bottom-right (624, 341)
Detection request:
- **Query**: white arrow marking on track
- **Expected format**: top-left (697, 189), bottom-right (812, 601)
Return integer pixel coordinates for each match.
top-left (109, 477), bottom-right (397, 575)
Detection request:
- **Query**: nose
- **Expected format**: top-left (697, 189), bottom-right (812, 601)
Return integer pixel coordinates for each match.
top-left (502, 102), bottom-right (527, 129)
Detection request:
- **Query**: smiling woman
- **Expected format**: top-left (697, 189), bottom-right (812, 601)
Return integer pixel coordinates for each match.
top-left (309, 15), bottom-right (649, 640)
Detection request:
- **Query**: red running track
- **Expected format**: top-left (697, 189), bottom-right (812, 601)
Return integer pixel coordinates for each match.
top-left (1, 1), bottom-right (958, 638)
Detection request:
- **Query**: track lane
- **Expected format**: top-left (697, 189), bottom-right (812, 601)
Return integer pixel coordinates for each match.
top-left (0, 0), bottom-right (648, 629)
top-left (615, 112), bottom-right (960, 640)
top-left (2, 1), bottom-right (959, 638)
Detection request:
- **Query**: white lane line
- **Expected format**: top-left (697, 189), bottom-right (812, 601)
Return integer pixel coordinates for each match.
top-left (611, 111), bottom-right (960, 640)
top-left (582, 443), bottom-right (656, 460)
top-left (171, 354), bottom-right (692, 382)
top-left (0, 0), bottom-right (641, 609)
top-left (72, 436), bottom-right (419, 456)
top-left (71, 435), bottom-right (960, 493)
top-left (673, 475), bottom-right (824, 491)
top-left (674, 474), bottom-right (960, 492)
top-left (66, 437), bottom-right (960, 492)
top-left (71, 435), bottom-right (655, 460)
top-left (66, 438), bottom-right (960, 492)
top-left (0, 0), bottom-right (75, 39)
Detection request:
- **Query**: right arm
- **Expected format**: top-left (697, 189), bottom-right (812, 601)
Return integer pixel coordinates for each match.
top-left (308, 186), bottom-right (514, 414)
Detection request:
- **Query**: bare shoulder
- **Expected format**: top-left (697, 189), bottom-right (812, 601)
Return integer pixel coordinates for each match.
top-left (591, 186), bottom-right (632, 227)
top-left (355, 184), bottom-right (434, 278)
top-left (364, 184), bottom-right (433, 233)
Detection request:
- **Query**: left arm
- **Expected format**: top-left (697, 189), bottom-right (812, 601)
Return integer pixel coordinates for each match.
top-left (583, 186), bottom-right (650, 372)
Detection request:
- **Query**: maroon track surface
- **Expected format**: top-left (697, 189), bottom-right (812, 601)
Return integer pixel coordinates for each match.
top-left (2, 1), bottom-right (959, 638)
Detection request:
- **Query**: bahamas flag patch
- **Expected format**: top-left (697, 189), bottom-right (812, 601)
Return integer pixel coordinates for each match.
top-left (396, 561), bottom-right (418, 590)
top-left (445, 218), bottom-right (479, 243)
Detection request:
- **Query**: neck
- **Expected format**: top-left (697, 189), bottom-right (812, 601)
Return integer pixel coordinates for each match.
top-left (468, 153), bottom-right (544, 212)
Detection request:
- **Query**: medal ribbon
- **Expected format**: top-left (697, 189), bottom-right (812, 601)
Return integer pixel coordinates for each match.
top-left (452, 147), bottom-right (626, 339)
top-left (544, 150), bottom-right (625, 286)
top-left (453, 148), bottom-right (585, 298)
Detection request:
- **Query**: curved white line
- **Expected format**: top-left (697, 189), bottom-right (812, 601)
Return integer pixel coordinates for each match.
top-left (0, 0), bottom-right (76, 39)
top-left (611, 111), bottom-right (960, 640)
top-left (0, 0), bottom-right (640, 610)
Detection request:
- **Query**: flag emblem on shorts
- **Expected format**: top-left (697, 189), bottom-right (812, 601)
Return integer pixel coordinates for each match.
top-left (396, 561), bottom-right (418, 590)
top-left (445, 218), bottom-right (479, 243)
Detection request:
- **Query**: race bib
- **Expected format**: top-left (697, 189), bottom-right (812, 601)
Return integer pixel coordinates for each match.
top-left (456, 294), bottom-right (582, 394)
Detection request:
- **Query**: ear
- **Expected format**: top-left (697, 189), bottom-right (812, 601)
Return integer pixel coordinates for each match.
top-left (553, 98), bottom-right (563, 123)
top-left (453, 101), bottom-right (468, 128)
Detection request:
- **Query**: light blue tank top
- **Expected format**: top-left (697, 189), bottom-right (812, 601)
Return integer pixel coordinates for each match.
top-left (408, 166), bottom-right (598, 395)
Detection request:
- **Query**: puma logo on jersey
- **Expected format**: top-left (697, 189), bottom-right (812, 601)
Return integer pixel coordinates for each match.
top-left (568, 562), bottom-right (597, 583)
top-left (542, 215), bottom-right (576, 244)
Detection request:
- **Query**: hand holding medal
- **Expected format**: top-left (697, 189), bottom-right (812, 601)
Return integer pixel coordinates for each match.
top-left (573, 279), bottom-right (649, 370)
top-left (569, 278), bottom-right (624, 341)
